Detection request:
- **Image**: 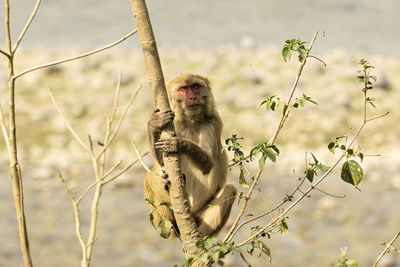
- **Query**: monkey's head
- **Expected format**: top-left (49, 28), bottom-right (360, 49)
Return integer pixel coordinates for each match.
top-left (167, 73), bottom-right (215, 123)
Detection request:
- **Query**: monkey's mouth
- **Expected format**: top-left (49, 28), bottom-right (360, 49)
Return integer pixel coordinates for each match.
top-left (186, 103), bottom-right (201, 108)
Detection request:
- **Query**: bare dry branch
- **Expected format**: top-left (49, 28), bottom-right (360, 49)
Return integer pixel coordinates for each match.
top-left (48, 87), bottom-right (89, 153)
top-left (132, 141), bottom-right (151, 172)
top-left (97, 84), bottom-right (142, 160)
top-left (13, 29), bottom-right (137, 80)
top-left (12, 0), bottom-right (42, 53)
top-left (102, 152), bottom-right (149, 185)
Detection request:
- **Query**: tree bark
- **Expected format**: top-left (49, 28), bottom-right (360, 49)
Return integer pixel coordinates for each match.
top-left (129, 0), bottom-right (201, 258)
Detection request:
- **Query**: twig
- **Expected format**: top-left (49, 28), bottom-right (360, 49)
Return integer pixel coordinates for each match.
top-left (96, 84), bottom-right (142, 160)
top-left (99, 72), bottom-right (122, 176)
top-left (224, 169), bottom-right (263, 243)
top-left (48, 87), bottom-right (89, 153)
top-left (240, 252), bottom-right (252, 267)
top-left (308, 54), bottom-right (327, 67)
top-left (102, 153), bottom-right (148, 185)
top-left (58, 172), bottom-right (87, 265)
top-left (75, 161), bottom-right (122, 204)
top-left (373, 232), bottom-right (400, 267)
top-left (236, 155), bottom-right (344, 247)
top-left (12, 0), bottom-right (42, 53)
top-left (13, 29), bottom-right (138, 80)
top-left (132, 141), bottom-right (151, 172)
top-left (0, 49), bottom-right (10, 58)
top-left (268, 31), bottom-right (319, 146)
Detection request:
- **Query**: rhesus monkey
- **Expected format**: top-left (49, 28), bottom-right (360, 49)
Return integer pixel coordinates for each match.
top-left (144, 73), bottom-right (237, 238)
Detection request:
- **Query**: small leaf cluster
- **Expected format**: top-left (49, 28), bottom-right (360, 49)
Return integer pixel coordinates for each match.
top-left (282, 39), bottom-right (308, 63)
top-left (247, 240), bottom-right (271, 263)
top-left (176, 237), bottom-right (240, 267)
top-left (260, 95), bottom-right (283, 111)
top-left (278, 218), bottom-right (289, 237)
top-left (250, 141), bottom-right (279, 169)
top-left (331, 247), bottom-right (357, 267)
top-left (305, 153), bottom-right (330, 183)
top-left (145, 198), bottom-right (173, 239)
top-left (328, 136), bottom-right (364, 189)
top-left (293, 94), bottom-right (318, 108)
top-left (358, 59), bottom-right (377, 108)
top-left (224, 134), bottom-right (246, 167)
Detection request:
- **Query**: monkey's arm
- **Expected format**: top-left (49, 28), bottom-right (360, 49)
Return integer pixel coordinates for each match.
top-left (147, 109), bottom-right (175, 165)
top-left (155, 137), bottom-right (213, 174)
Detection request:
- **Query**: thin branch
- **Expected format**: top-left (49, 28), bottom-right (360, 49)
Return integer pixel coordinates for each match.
top-left (13, 29), bottom-right (138, 80)
top-left (75, 161), bottom-right (122, 204)
top-left (0, 49), bottom-right (11, 58)
top-left (308, 54), bottom-right (327, 67)
top-left (12, 0), bottom-right (42, 53)
top-left (224, 168), bottom-right (263, 243)
top-left (99, 73), bottom-right (122, 176)
top-left (102, 152), bottom-right (148, 185)
top-left (58, 172), bottom-right (87, 262)
top-left (373, 232), bottom-right (400, 267)
top-left (48, 87), bottom-right (89, 153)
top-left (237, 155), bottom-right (344, 247)
top-left (268, 31), bottom-right (319, 146)
top-left (366, 111), bottom-right (390, 123)
top-left (225, 32), bottom-right (320, 243)
top-left (96, 84), bottom-right (142, 160)
top-left (132, 141), bottom-right (151, 172)
top-left (240, 252), bottom-right (252, 267)
top-left (313, 187), bottom-right (346, 198)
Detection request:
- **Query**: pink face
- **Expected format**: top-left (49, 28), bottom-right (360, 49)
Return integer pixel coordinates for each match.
top-left (177, 83), bottom-right (203, 106)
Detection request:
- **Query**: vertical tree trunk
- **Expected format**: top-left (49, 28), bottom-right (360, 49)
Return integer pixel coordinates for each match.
top-left (129, 0), bottom-right (202, 259)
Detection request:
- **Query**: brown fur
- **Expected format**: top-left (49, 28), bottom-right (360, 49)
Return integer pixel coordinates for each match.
top-left (144, 73), bottom-right (237, 238)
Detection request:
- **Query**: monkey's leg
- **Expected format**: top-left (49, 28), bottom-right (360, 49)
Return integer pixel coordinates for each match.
top-left (195, 184), bottom-right (237, 237)
top-left (144, 170), bottom-right (179, 238)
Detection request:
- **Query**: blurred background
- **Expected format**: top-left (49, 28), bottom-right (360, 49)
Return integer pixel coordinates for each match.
top-left (0, 0), bottom-right (399, 266)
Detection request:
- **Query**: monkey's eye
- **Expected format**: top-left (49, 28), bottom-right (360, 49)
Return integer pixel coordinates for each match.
top-left (191, 83), bottom-right (202, 91)
top-left (178, 85), bottom-right (189, 91)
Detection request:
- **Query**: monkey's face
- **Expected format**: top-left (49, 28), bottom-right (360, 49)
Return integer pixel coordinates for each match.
top-left (168, 74), bottom-right (214, 122)
top-left (176, 83), bottom-right (204, 108)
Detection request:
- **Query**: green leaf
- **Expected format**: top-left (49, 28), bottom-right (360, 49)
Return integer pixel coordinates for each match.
top-left (237, 191), bottom-right (244, 205)
top-left (265, 148), bottom-right (277, 163)
top-left (370, 75), bottom-right (377, 81)
top-left (328, 142), bottom-right (336, 153)
top-left (258, 156), bottom-right (266, 169)
top-left (238, 168), bottom-right (249, 188)
top-left (149, 213), bottom-right (156, 229)
top-left (257, 241), bottom-right (272, 262)
top-left (282, 47), bottom-right (292, 62)
top-left (159, 219), bottom-right (173, 239)
top-left (310, 152), bottom-right (319, 164)
top-left (358, 152), bottom-right (364, 162)
top-left (306, 168), bottom-right (314, 183)
top-left (341, 160), bottom-right (363, 188)
top-left (318, 164), bottom-right (330, 172)
top-left (298, 49), bottom-right (307, 63)
top-left (280, 220), bottom-right (289, 237)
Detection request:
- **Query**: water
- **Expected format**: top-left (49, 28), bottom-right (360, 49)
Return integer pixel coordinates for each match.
top-left (0, 0), bottom-right (399, 55)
